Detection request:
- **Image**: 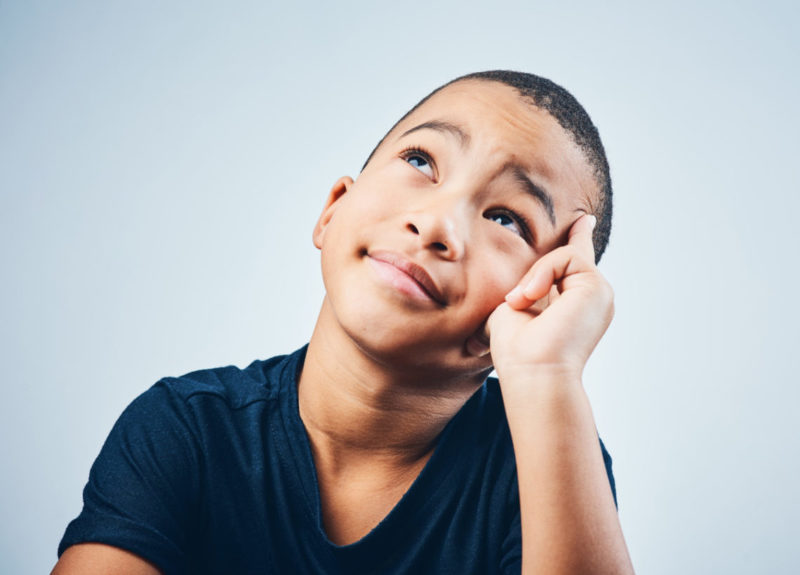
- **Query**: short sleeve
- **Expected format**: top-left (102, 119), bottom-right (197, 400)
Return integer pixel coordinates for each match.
top-left (599, 437), bottom-right (617, 508)
top-left (500, 503), bottom-right (522, 574)
top-left (58, 381), bottom-right (203, 575)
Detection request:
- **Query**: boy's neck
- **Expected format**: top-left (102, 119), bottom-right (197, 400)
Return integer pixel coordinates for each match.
top-left (297, 298), bottom-right (485, 467)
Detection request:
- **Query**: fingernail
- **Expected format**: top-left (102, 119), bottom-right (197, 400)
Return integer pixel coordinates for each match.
top-left (505, 285), bottom-right (524, 302)
top-left (523, 278), bottom-right (539, 299)
top-left (588, 214), bottom-right (597, 230)
top-left (522, 280), bottom-right (534, 299)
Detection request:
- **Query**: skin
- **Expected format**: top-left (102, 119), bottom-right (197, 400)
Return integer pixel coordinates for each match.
top-left (52, 79), bottom-right (633, 574)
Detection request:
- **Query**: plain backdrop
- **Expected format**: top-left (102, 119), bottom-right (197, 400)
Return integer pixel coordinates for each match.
top-left (2, 1), bottom-right (799, 573)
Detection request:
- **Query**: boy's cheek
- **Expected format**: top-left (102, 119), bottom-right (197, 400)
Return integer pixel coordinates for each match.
top-left (485, 258), bottom-right (532, 301)
top-left (467, 274), bottom-right (521, 322)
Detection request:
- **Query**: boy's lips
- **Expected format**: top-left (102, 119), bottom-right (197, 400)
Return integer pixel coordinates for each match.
top-left (366, 250), bottom-right (446, 305)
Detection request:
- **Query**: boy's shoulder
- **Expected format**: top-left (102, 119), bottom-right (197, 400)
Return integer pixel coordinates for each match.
top-left (152, 346), bottom-right (307, 410)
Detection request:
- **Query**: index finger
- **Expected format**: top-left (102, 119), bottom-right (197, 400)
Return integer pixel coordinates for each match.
top-left (568, 213), bottom-right (597, 265)
top-left (503, 213), bottom-right (598, 309)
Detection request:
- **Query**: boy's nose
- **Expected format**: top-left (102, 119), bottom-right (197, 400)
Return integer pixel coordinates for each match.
top-left (404, 204), bottom-right (465, 261)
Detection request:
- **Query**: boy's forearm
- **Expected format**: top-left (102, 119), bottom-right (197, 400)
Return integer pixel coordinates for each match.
top-left (500, 373), bottom-right (634, 575)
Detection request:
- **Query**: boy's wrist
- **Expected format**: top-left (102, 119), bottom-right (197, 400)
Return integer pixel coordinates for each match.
top-left (496, 367), bottom-right (585, 410)
top-left (495, 362), bottom-right (583, 387)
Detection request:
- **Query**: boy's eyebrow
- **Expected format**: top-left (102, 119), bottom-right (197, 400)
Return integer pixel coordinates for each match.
top-left (509, 165), bottom-right (556, 226)
top-left (398, 120), bottom-right (471, 148)
top-left (398, 118), bottom-right (555, 226)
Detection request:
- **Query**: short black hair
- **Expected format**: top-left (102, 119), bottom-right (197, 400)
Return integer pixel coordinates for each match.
top-left (361, 71), bottom-right (613, 263)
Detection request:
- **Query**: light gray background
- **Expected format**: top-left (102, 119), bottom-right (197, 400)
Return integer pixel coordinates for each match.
top-left (2, 1), bottom-right (798, 573)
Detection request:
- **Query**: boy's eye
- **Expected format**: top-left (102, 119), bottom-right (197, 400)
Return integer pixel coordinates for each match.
top-left (403, 150), bottom-right (435, 179)
top-left (485, 210), bottom-right (527, 239)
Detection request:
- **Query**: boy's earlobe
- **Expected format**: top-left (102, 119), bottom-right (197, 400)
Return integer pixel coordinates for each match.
top-left (312, 176), bottom-right (353, 249)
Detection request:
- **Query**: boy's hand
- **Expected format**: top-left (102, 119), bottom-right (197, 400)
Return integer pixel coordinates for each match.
top-left (484, 214), bottom-right (614, 384)
top-left (484, 214), bottom-right (634, 574)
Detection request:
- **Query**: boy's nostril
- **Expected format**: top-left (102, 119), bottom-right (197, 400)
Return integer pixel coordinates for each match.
top-left (407, 223), bottom-right (420, 235)
top-left (432, 242), bottom-right (448, 251)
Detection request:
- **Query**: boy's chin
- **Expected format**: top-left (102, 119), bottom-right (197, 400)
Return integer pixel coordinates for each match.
top-left (318, 294), bottom-right (494, 380)
top-left (350, 328), bottom-right (495, 380)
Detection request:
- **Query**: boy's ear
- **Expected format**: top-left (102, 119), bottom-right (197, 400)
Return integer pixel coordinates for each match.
top-left (313, 176), bottom-right (353, 249)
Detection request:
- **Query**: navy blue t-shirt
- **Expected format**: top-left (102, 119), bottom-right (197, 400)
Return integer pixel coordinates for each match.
top-left (59, 346), bottom-right (616, 574)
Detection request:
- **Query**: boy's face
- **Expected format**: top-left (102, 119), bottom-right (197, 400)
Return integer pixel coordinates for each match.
top-left (313, 79), bottom-right (598, 378)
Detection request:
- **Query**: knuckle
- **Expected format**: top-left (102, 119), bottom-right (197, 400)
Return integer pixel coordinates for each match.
top-left (602, 280), bottom-right (614, 299)
top-left (600, 282), bottom-right (615, 317)
top-left (600, 280), bottom-right (614, 303)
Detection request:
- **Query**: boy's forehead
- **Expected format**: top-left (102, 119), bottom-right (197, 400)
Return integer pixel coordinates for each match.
top-left (388, 80), bottom-right (598, 212)
top-left (393, 81), bottom-right (580, 169)
top-left (396, 80), bottom-right (530, 132)
top-left (412, 79), bottom-right (525, 114)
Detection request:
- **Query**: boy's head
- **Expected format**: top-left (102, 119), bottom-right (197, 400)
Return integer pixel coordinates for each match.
top-left (313, 72), bottom-right (611, 377)
top-left (362, 70), bottom-right (612, 263)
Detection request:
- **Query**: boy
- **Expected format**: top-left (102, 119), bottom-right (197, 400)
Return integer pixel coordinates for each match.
top-left (53, 71), bottom-right (634, 574)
